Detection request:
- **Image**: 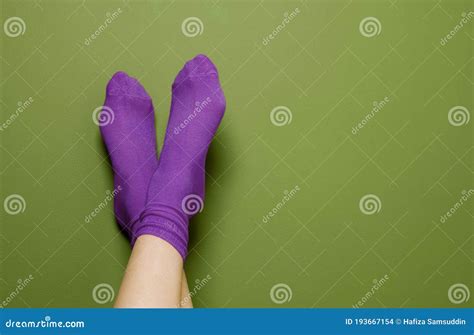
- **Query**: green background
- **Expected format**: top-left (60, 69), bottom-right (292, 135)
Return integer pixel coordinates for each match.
top-left (1, 0), bottom-right (472, 308)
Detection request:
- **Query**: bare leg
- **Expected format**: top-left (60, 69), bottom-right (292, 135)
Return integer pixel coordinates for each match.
top-left (115, 235), bottom-right (183, 308)
top-left (180, 270), bottom-right (193, 308)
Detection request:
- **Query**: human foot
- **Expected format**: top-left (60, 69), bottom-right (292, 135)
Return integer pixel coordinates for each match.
top-left (99, 71), bottom-right (158, 237)
top-left (133, 54), bottom-right (226, 259)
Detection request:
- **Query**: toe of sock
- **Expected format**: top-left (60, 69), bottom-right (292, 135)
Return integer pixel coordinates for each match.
top-left (188, 54), bottom-right (218, 76)
top-left (173, 54), bottom-right (219, 87)
top-left (106, 71), bottom-right (150, 99)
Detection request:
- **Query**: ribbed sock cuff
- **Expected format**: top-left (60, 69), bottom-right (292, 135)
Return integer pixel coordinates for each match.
top-left (132, 206), bottom-right (189, 260)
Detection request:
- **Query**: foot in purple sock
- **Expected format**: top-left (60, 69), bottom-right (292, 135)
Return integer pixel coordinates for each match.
top-left (99, 72), bottom-right (158, 237)
top-left (133, 54), bottom-right (226, 259)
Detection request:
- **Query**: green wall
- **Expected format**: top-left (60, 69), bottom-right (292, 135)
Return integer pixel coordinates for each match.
top-left (0, 0), bottom-right (472, 308)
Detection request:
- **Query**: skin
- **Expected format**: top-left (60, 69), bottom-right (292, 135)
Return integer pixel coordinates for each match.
top-left (180, 270), bottom-right (193, 308)
top-left (115, 235), bottom-right (192, 308)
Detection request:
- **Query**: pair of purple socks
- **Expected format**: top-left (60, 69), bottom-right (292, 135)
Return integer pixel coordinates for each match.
top-left (99, 55), bottom-right (226, 259)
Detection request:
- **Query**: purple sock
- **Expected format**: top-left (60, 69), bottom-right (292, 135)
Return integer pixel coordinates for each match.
top-left (133, 54), bottom-right (226, 259)
top-left (99, 72), bottom-right (158, 237)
